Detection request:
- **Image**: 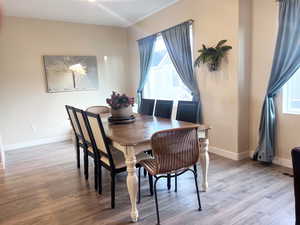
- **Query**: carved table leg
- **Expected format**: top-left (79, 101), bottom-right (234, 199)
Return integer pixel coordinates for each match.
top-left (199, 138), bottom-right (209, 192)
top-left (124, 146), bottom-right (139, 222)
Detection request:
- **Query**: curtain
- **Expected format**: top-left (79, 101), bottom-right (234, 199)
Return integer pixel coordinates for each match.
top-left (161, 22), bottom-right (202, 123)
top-left (254, 0), bottom-right (300, 162)
top-left (137, 35), bottom-right (156, 108)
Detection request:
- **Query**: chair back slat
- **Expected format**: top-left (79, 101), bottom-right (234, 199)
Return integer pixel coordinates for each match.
top-left (151, 127), bottom-right (199, 174)
top-left (176, 101), bottom-right (199, 123)
top-left (65, 105), bottom-right (81, 137)
top-left (73, 108), bottom-right (91, 143)
top-left (84, 111), bottom-right (115, 169)
top-left (154, 100), bottom-right (173, 119)
top-left (86, 115), bottom-right (108, 154)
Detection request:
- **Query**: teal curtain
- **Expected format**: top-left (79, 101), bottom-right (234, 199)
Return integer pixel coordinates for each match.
top-left (137, 35), bottom-right (156, 108)
top-left (254, 0), bottom-right (300, 162)
top-left (161, 22), bottom-right (202, 123)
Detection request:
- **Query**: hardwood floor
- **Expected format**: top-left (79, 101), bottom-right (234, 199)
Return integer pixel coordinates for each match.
top-left (0, 141), bottom-right (295, 225)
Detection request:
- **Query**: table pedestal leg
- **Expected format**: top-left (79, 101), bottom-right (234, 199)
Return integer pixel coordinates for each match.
top-left (199, 138), bottom-right (209, 192)
top-left (124, 146), bottom-right (139, 222)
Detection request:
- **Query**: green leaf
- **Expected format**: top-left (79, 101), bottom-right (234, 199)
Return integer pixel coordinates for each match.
top-left (216, 40), bottom-right (227, 48)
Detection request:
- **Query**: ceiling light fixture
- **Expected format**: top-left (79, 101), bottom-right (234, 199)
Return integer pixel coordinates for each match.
top-left (88, 0), bottom-right (96, 3)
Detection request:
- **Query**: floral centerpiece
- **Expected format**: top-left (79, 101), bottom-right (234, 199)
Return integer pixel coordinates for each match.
top-left (106, 91), bottom-right (134, 119)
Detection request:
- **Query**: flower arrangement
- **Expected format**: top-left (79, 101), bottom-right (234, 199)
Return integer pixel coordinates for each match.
top-left (106, 91), bottom-right (134, 110)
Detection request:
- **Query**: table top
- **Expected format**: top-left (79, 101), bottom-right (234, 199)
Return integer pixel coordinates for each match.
top-left (101, 114), bottom-right (210, 146)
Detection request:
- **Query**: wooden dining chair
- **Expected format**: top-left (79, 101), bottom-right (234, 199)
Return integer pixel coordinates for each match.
top-left (176, 101), bottom-right (199, 123)
top-left (86, 106), bottom-right (110, 114)
top-left (72, 107), bottom-right (94, 184)
top-left (65, 105), bottom-right (88, 178)
top-left (154, 100), bottom-right (173, 119)
top-left (138, 126), bottom-right (202, 225)
top-left (83, 110), bottom-right (153, 209)
top-left (139, 98), bottom-right (155, 116)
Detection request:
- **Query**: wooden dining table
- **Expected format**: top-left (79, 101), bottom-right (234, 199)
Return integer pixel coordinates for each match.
top-left (101, 114), bottom-right (210, 222)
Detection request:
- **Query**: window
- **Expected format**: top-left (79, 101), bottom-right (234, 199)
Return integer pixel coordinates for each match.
top-left (143, 35), bottom-right (193, 101)
top-left (283, 68), bottom-right (300, 114)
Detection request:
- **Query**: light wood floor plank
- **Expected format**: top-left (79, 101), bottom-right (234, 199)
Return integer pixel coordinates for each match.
top-left (0, 141), bottom-right (295, 225)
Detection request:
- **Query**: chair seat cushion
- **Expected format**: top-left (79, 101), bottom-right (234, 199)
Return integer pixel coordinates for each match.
top-left (87, 146), bottom-right (151, 169)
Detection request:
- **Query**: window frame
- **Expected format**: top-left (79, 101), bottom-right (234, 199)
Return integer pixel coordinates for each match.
top-left (142, 24), bottom-right (194, 103)
top-left (282, 70), bottom-right (300, 115)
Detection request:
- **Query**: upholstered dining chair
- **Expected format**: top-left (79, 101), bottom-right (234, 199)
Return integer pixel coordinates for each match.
top-left (176, 101), bottom-right (199, 123)
top-left (292, 148), bottom-right (300, 225)
top-left (154, 100), bottom-right (173, 119)
top-left (138, 126), bottom-right (202, 225)
top-left (86, 106), bottom-right (110, 114)
top-left (83, 110), bottom-right (152, 209)
top-left (65, 105), bottom-right (88, 178)
top-left (139, 98), bottom-right (155, 116)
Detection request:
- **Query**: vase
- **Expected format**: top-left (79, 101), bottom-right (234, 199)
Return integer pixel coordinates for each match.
top-left (110, 106), bottom-right (133, 119)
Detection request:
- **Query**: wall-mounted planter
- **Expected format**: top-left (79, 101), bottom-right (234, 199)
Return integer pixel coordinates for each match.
top-left (194, 40), bottom-right (232, 72)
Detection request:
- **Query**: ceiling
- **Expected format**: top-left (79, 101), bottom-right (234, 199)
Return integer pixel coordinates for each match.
top-left (3, 0), bottom-right (179, 27)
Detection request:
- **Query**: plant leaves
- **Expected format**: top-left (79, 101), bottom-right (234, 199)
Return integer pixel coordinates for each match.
top-left (216, 40), bottom-right (227, 48)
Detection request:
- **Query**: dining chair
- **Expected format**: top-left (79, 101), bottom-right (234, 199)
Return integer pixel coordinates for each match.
top-left (154, 100), bottom-right (173, 119)
top-left (72, 107), bottom-right (94, 184)
top-left (139, 98), bottom-right (155, 116)
top-left (176, 101), bottom-right (199, 123)
top-left (83, 110), bottom-right (153, 209)
top-left (292, 148), bottom-right (300, 225)
top-left (65, 105), bottom-right (88, 178)
top-left (138, 126), bottom-right (202, 225)
top-left (86, 106), bottom-right (110, 114)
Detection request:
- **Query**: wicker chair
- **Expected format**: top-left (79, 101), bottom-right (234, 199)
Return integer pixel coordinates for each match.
top-left (154, 100), bottom-right (173, 119)
top-left (139, 98), bottom-right (155, 116)
top-left (65, 105), bottom-right (88, 179)
top-left (138, 126), bottom-right (202, 225)
top-left (86, 106), bottom-right (110, 114)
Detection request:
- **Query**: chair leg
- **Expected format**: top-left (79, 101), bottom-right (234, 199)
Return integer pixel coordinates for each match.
top-left (98, 164), bottom-right (102, 194)
top-left (138, 167), bottom-right (141, 204)
top-left (84, 152), bottom-right (89, 180)
top-left (76, 140), bottom-right (80, 169)
top-left (144, 168), bottom-right (147, 177)
top-left (192, 168), bottom-right (202, 211)
top-left (149, 174), bottom-right (153, 196)
top-left (167, 174), bottom-right (171, 190)
top-left (175, 173), bottom-right (177, 193)
top-left (111, 173), bottom-right (115, 209)
top-left (154, 178), bottom-right (161, 225)
top-left (194, 164), bottom-right (197, 176)
top-left (94, 163), bottom-right (98, 191)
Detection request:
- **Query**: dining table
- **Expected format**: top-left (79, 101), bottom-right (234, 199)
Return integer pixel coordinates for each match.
top-left (101, 114), bottom-right (210, 222)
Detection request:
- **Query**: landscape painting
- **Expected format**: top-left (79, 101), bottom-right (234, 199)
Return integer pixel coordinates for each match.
top-left (43, 56), bottom-right (98, 93)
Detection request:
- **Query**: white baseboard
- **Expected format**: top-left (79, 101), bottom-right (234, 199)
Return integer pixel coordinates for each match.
top-left (249, 151), bottom-right (292, 168)
top-left (4, 135), bottom-right (72, 151)
top-left (210, 147), bottom-right (292, 168)
top-left (209, 146), bottom-right (249, 161)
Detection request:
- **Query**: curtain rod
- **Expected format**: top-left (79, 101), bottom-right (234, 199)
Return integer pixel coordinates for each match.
top-left (137, 19), bottom-right (194, 42)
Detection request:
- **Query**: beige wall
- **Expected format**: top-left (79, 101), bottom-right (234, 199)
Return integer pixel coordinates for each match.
top-left (128, 0), bottom-right (249, 155)
top-left (0, 17), bottom-right (129, 148)
top-left (250, 0), bottom-right (300, 162)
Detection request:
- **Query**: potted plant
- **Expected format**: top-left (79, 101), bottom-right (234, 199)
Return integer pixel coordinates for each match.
top-left (194, 40), bottom-right (232, 71)
top-left (106, 91), bottom-right (134, 118)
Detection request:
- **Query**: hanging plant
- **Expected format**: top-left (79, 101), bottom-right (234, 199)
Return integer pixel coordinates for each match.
top-left (194, 40), bottom-right (232, 72)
